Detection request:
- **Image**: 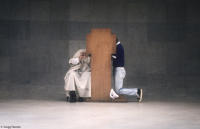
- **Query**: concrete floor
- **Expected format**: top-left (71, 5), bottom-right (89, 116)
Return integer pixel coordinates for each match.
top-left (0, 100), bottom-right (200, 129)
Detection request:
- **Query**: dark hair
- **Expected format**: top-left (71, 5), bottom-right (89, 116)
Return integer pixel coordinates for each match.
top-left (116, 37), bottom-right (118, 43)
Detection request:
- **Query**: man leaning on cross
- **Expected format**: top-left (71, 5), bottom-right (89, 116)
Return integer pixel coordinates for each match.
top-left (64, 49), bottom-right (91, 102)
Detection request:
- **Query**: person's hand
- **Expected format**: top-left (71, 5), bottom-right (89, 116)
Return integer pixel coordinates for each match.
top-left (79, 55), bottom-right (84, 60)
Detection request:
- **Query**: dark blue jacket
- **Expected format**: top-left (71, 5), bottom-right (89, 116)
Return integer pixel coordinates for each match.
top-left (112, 43), bottom-right (124, 67)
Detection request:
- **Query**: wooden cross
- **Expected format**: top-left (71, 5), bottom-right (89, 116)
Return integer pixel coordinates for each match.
top-left (86, 29), bottom-right (116, 101)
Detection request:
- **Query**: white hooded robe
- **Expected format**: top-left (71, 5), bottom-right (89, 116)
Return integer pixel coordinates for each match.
top-left (64, 49), bottom-right (91, 97)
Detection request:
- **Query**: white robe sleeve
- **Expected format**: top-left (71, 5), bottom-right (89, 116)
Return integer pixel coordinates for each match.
top-left (69, 57), bottom-right (80, 65)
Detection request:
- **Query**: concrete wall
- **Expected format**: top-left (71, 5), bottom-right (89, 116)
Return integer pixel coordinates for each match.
top-left (0, 0), bottom-right (200, 101)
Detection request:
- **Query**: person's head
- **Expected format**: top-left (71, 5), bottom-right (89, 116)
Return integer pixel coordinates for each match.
top-left (116, 37), bottom-right (119, 43)
top-left (80, 51), bottom-right (86, 57)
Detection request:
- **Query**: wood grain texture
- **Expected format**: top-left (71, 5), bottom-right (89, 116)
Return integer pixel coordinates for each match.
top-left (86, 28), bottom-right (116, 101)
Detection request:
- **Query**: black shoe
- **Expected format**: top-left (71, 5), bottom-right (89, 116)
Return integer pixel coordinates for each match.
top-left (69, 91), bottom-right (76, 102)
top-left (78, 97), bottom-right (84, 102)
top-left (137, 89), bottom-right (143, 102)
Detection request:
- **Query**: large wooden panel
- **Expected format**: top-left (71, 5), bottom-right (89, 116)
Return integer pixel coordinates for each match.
top-left (86, 28), bottom-right (116, 101)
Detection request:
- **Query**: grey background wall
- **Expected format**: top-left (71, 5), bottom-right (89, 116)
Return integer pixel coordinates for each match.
top-left (0, 0), bottom-right (200, 101)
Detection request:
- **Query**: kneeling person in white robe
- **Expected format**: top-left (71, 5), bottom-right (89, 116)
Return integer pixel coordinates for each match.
top-left (64, 49), bottom-right (91, 102)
